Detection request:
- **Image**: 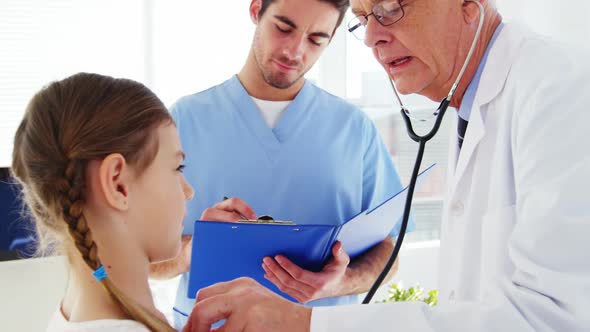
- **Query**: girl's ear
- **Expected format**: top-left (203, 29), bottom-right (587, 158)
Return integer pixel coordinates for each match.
top-left (97, 153), bottom-right (130, 211)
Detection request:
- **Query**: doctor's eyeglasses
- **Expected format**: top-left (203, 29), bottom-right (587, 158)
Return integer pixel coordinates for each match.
top-left (347, 0), bottom-right (405, 40)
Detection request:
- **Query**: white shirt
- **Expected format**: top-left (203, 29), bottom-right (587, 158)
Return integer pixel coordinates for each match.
top-left (46, 308), bottom-right (150, 332)
top-left (250, 96), bottom-right (291, 128)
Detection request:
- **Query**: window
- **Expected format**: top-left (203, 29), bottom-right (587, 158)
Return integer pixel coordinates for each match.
top-left (0, 0), bottom-right (146, 167)
top-left (497, 0), bottom-right (590, 49)
top-left (2, 0), bottom-right (588, 243)
top-left (324, 0), bottom-right (590, 242)
top-left (150, 0), bottom-right (254, 107)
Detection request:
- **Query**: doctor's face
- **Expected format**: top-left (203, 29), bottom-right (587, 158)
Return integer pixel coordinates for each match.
top-left (251, 0), bottom-right (339, 89)
top-left (351, 0), bottom-right (465, 100)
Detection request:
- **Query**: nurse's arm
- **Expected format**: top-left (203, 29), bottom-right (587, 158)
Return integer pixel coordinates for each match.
top-left (150, 235), bottom-right (193, 279)
top-left (345, 236), bottom-right (399, 290)
top-left (263, 237), bottom-right (398, 303)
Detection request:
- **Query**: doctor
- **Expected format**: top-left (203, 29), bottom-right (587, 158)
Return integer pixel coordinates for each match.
top-left (183, 0), bottom-right (590, 331)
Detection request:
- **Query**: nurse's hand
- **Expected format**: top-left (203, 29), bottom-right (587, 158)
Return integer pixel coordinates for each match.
top-left (183, 277), bottom-right (311, 332)
top-left (262, 241), bottom-right (350, 303)
top-left (200, 196), bottom-right (257, 221)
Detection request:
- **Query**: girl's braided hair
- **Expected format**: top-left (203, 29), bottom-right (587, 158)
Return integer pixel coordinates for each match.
top-left (11, 72), bottom-right (176, 331)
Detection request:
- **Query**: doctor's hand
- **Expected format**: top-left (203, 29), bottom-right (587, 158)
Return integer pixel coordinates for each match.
top-left (262, 241), bottom-right (351, 303)
top-left (183, 277), bottom-right (311, 332)
top-left (200, 196), bottom-right (257, 221)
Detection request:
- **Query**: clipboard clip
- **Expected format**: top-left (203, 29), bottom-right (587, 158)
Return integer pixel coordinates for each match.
top-left (238, 215), bottom-right (296, 225)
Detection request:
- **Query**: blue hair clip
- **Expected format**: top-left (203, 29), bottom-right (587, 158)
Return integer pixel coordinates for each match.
top-left (93, 265), bottom-right (108, 282)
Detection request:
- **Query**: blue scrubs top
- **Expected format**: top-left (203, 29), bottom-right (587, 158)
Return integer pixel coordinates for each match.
top-left (170, 76), bottom-right (412, 327)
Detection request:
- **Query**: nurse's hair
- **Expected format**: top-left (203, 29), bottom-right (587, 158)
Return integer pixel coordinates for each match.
top-left (11, 72), bottom-right (175, 332)
top-left (258, 0), bottom-right (349, 32)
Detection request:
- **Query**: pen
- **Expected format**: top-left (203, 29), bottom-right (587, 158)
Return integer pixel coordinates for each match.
top-left (222, 197), bottom-right (295, 224)
top-left (223, 196), bottom-right (248, 220)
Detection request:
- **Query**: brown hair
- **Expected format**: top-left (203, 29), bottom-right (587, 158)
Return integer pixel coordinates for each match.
top-left (11, 72), bottom-right (175, 331)
top-left (258, 0), bottom-right (350, 33)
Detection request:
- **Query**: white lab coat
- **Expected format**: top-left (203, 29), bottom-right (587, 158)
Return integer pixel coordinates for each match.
top-left (311, 23), bottom-right (590, 331)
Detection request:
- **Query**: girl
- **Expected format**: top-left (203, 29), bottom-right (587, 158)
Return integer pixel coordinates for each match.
top-left (11, 72), bottom-right (194, 331)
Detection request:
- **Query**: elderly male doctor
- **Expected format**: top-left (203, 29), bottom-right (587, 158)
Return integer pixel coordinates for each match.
top-left (183, 0), bottom-right (590, 331)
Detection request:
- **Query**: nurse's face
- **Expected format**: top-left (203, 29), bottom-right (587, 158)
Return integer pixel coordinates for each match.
top-left (250, 0), bottom-right (340, 89)
top-left (351, 0), bottom-right (465, 100)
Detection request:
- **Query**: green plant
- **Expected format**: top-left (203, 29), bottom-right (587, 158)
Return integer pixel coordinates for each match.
top-left (379, 282), bottom-right (438, 306)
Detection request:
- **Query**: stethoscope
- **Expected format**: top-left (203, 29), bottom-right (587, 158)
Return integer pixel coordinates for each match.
top-left (363, 0), bottom-right (485, 304)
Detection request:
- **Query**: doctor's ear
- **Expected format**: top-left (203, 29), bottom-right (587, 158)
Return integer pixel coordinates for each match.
top-left (462, 0), bottom-right (484, 24)
top-left (249, 0), bottom-right (262, 24)
top-left (95, 153), bottom-right (131, 211)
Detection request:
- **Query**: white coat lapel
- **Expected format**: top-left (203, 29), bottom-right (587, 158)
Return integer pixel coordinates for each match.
top-left (449, 23), bottom-right (519, 194)
top-left (452, 103), bottom-right (485, 188)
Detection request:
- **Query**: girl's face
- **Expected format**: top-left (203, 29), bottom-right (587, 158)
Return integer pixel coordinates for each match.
top-left (127, 124), bottom-right (194, 263)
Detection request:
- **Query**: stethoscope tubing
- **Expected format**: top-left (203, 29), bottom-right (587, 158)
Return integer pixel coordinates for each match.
top-left (362, 0), bottom-right (485, 304)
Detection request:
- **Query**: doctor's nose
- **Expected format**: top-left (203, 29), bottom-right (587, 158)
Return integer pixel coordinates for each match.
top-left (364, 16), bottom-right (392, 48)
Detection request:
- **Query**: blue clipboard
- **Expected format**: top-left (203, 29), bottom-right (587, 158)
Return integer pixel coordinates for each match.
top-left (187, 164), bottom-right (435, 300)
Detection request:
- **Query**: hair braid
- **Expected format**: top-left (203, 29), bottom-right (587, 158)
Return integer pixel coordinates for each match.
top-left (12, 73), bottom-right (177, 331)
top-left (57, 160), bottom-right (98, 268)
top-left (57, 159), bottom-right (175, 331)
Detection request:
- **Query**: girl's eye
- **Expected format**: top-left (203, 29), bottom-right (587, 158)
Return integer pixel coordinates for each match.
top-left (177, 164), bottom-right (186, 173)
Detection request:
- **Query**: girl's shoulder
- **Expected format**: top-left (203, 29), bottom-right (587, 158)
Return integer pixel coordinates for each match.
top-left (46, 307), bottom-right (151, 332)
